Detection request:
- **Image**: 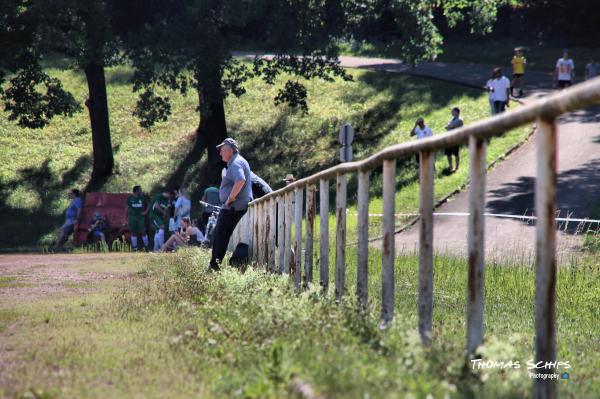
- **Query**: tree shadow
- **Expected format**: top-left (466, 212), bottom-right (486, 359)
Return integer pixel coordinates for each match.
top-left (0, 154), bottom-right (92, 249)
top-left (486, 158), bottom-right (600, 234)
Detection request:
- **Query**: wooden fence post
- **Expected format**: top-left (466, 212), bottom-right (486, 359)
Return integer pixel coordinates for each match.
top-left (357, 170), bottom-right (370, 310)
top-left (381, 159), bottom-right (396, 325)
top-left (419, 151), bottom-right (434, 345)
top-left (335, 174), bottom-right (347, 301)
top-left (284, 191), bottom-right (293, 275)
top-left (534, 117), bottom-right (558, 399)
top-left (257, 201), bottom-right (264, 266)
top-left (278, 196), bottom-right (286, 274)
top-left (248, 205), bottom-right (255, 262)
top-left (294, 187), bottom-right (304, 289)
top-left (305, 184), bottom-right (316, 286)
top-left (467, 136), bottom-right (486, 355)
top-left (320, 179), bottom-right (330, 291)
top-left (268, 197), bottom-right (276, 273)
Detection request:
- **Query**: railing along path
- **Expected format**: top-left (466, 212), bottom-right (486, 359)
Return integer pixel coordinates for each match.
top-left (229, 77), bottom-right (600, 399)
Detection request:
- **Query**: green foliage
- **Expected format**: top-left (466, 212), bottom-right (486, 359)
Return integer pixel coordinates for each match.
top-left (127, 0), bottom-right (353, 128)
top-left (2, 64), bottom-right (81, 128)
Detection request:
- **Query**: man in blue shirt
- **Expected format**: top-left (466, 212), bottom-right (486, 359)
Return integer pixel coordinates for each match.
top-left (56, 188), bottom-right (83, 248)
top-left (209, 138), bottom-right (253, 270)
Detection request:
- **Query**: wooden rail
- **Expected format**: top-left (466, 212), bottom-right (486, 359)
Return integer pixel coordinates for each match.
top-left (230, 76), bottom-right (600, 399)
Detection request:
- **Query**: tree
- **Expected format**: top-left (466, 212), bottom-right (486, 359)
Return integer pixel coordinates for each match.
top-left (0, 1), bottom-right (80, 130)
top-left (45, 0), bottom-right (122, 189)
top-left (1, 0), bottom-right (121, 190)
top-left (127, 0), bottom-right (509, 186)
top-left (125, 0), bottom-right (351, 184)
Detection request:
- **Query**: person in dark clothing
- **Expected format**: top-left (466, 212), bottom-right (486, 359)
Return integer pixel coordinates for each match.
top-left (209, 138), bottom-right (253, 271)
top-left (250, 172), bottom-right (272, 199)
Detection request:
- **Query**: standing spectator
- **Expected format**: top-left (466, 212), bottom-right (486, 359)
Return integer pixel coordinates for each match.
top-left (55, 188), bottom-right (83, 248)
top-left (554, 50), bottom-right (575, 89)
top-left (511, 47), bottom-right (526, 97)
top-left (484, 72), bottom-right (496, 115)
top-left (489, 67), bottom-right (511, 114)
top-left (585, 58), bottom-right (599, 80)
top-left (410, 118), bottom-right (433, 164)
top-left (444, 107), bottom-right (464, 172)
top-left (209, 138), bottom-right (253, 271)
top-left (126, 185), bottom-right (150, 251)
top-left (250, 172), bottom-right (273, 199)
top-left (174, 187), bottom-right (191, 230)
top-left (149, 190), bottom-right (173, 252)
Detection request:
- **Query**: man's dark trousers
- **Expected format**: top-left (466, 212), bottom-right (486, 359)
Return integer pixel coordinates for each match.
top-left (209, 207), bottom-right (247, 270)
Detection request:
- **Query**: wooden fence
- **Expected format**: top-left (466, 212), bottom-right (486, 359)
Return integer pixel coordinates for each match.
top-left (229, 77), bottom-right (600, 399)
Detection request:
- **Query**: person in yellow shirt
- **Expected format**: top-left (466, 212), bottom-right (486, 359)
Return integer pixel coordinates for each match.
top-left (511, 47), bottom-right (526, 97)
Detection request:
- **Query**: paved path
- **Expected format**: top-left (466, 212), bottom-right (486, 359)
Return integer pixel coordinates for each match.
top-left (335, 56), bottom-right (600, 260)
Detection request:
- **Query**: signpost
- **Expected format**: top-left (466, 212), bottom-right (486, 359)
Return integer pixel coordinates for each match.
top-left (339, 123), bottom-right (354, 162)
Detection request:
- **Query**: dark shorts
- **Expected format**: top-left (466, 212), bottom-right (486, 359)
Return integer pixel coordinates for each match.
top-left (558, 80), bottom-right (571, 89)
top-left (444, 146), bottom-right (459, 157)
top-left (128, 218), bottom-right (146, 234)
top-left (513, 73), bottom-right (524, 79)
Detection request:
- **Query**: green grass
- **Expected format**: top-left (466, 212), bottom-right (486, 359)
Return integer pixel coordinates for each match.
top-left (2, 249), bottom-right (599, 398)
top-left (0, 61), bottom-right (531, 250)
top-left (582, 200), bottom-right (600, 252)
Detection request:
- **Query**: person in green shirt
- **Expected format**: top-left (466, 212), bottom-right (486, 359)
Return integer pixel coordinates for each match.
top-left (126, 185), bottom-right (150, 251)
top-left (149, 190), bottom-right (173, 251)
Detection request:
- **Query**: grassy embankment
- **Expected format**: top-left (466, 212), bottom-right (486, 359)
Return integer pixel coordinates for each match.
top-left (1, 249), bottom-right (599, 398)
top-left (0, 61), bottom-right (532, 250)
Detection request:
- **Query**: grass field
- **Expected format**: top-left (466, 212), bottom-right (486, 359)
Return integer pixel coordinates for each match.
top-left (1, 249), bottom-right (599, 398)
top-left (0, 61), bottom-right (531, 250)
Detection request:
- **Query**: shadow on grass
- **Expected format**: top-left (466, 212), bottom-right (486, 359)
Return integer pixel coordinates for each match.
top-left (0, 155), bottom-right (91, 249)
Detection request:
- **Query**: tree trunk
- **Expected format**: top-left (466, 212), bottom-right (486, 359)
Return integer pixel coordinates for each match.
top-left (84, 63), bottom-right (114, 191)
top-left (197, 87), bottom-right (227, 184)
top-left (162, 76), bottom-right (227, 191)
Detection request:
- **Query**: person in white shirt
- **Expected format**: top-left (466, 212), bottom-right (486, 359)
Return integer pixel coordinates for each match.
top-left (174, 187), bottom-right (191, 229)
top-left (489, 67), bottom-right (511, 114)
top-left (554, 50), bottom-right (575, 89)
top-left (484, 75), bottom-right (495, 115)
top-left (410, 117), bottom-right (433, 164)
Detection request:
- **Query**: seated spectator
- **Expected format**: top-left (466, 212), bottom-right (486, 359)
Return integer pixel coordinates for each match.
top-left (87, 211), bottom-right (109, 245)
top-left (159, 217), bottom-right (205, 252)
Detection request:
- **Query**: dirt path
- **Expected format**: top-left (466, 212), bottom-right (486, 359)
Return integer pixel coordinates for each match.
top-left (0, 253), bottom-right (141, 306)
top-left (0, 253), bottom-right (144, 390)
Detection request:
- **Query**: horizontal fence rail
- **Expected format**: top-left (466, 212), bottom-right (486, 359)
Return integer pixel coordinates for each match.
top-left (228, 76), bottom-right (600, 399)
